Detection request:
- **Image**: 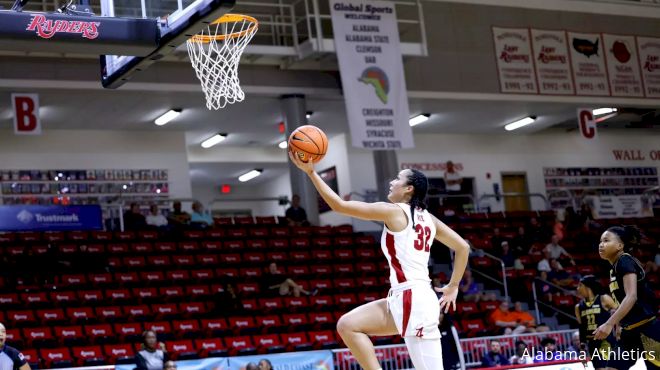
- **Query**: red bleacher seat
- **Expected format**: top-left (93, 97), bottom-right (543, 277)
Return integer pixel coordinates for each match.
top-left (244, 252), bottom-right (265, 263)
top-left (205, 230), bottom-right (225, 238)
top-left (186, 285), bottom-right (212, 299)
top-left (312, 237), bottom-right (332, 248)
top-left (288, 265), bottom-right (309, 276)
top-left (310, 330), bottom-right (338, 349)
top-left (237, 283), bottom-right (260, 295)
top-left (115, 272), bottom-right (139, 285)
top-left (309, 312), bottom-right (335, 330)
top-left (291, 238), bottom-right (310, 248)
top-left (284, 296), bottom-right (309, 310)
top-left (72, 346), bottom-right (105, 366)
top-left (22, 292), bottom-right (48, 305)
top-left (196, 254), bottom-right (219, 265)
top-left (79, 290), bottom-right (104, 303)
top-left (480, 301), bottom-right (500, 312)
top-left (166, 270), bottom-right (191, 282)
top-left (229, 316), bottom-right (258, 334)
top-left (266, 251), bottom-right (287, 262)
top-left (147, 255), bottom-right (172, 267)
top-left (84, 324), bottom-right (114, 343)
top-left (131, 242), bottom-right (153, 253)
top-left (253, 334), bottom-right (284, 353)
top-left (123, 305), bottom-right (151, 320)
top-left (179, 241), bottom-right (199, 252)
top-left (107, 243), bottom-right (129, 254)
top-left (220, 253), bottom-right (242, 263)
top-left (66, 307), bottom-right (94, 323)
top-left (195, 338), bottom-right (227, 357)
top-left (333, 264), bottom-right (353, 274)
top-left (191, 269), bottom-right (215, 281)
top-left (173, 255), bottom-right (195, 266)
top-left (215, 268), bottom-right (238, 278)
top-left (0, 293), bottom-right (19, 308)
top-left (96, 306), bottom-right (124, 322)
top-left (138, 230), bottom-right (158, 240)
top-left (180, 302), bottom-right (207, 316)
top-left (271, 227), bottom-right (289, 237)
top-left (152, 303), bottom-right (179, 320)
top-left (155, 242), bottom-right (177, 252)
top-left (281, 332), bottom-right (312, 351)
top-left (159, 287), bottom-right (184, 300)
top-left (310, 296), bottom-right (333, 309)
top-left (145, 321), bottom-right (173, 337)
top-left (240, 267), bottom-right (263, 278)
top-left (172, 320), bottom-right (201, 338)
top-left (23, 327), bottom-right (56, 347)
top-left (247, 239), bottom-right (267, 249)
top-left (115, 231), bottom-right (135, 240)
top-left (227, 229), bottom-right (247, 238)
top-left (357, 292), bottom-right (380, 303)
top-left (312, 250), bottom-right (332, 261)
top-left (256, 315), bottom-right (283, 333)
top-left (258, 297), bottom-right (283, 312)
top-left (89, 273), bottom-right (111, 286)
top-left (256, 216), bottom-right (277, 224)
top-left (122, 256), bottom-right (146, 268)
top-left (167, 340), bottom-right (198, 360)
top-left (224, 336), bottom-right (256, 355)
top-left (282, 313), bottom-right (309, 331)
top-left (51, 291), bottom-right (77, 305)
top-left (21, 349), bottom-right (39, 367)
top-left (201, 318), bottom-right (229, 336)
top-left (5, 328), bottom-right (23, 347)
top-left (290, 251), bottom-right (311, 262)
top-left (268, 239), bottom-right (289, 249)
top-left (292, 227), bottom-right (312, 237)
top-left (106, 289), bottom-right (132, 303)
top-left (133, 287), bottom-right (158, 302)
top-left (40, 347), bottom-right (74, 368)
top-left (37, 308), bottom-right (66, 325)
top-left (462, 319), bottom-right (487, 335)
top-left (55, 326), bottom-right (85, 346)
top-left (103, 344), bottom-right (134, 364)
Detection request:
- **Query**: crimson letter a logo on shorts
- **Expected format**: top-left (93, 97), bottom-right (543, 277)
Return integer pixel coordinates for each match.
top-left (12, 93), bottom-right (41, 135)
top-left (415, 327), bottom-right (424, 338)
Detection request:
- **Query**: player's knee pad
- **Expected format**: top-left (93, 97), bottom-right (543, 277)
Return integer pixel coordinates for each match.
top-left (404, 336), bottom-right (444, 370)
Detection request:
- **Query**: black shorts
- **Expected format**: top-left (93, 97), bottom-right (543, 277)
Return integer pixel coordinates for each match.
top-left (586, 339), bottom-right (613, 369)
top-left (609, 318), bottom-right (660, 370)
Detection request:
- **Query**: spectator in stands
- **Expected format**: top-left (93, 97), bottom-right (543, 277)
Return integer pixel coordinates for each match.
top-left (537, 271), bottom-right (554, 302)
top-left (644, 243), bottom-right (660, 273)
top-left (535, 337), bottom-right (562, 363)
top-left (245, 363), bottom-right (259, 370)
top-left (443, 161), bottom-right (463, 211)
top-left (458, 270), bottom-right (496, 302)
top-left (285, 194), bottom-right (309, 226)
top-left (262, 262), bottom-right (316, 297)
top-left (565, 331), bottom-right (582, 359)
top-left (510, 302), bottom-right (545, 333)
top-left (135, 330), bottom-right (168, 370)
top-left (214, 277), bottom-right (242, 315)
top-left (490, 301), bottom-right (527, 335)
top-left (190, 201), bottom-right (214, 228)
top-left (146, 204), bottom-right (168, 228)
top-left (552, 217), bottom-right (565, 241)
top-left (509, 340), bottom-right (534, 365)
top-left (258, 359), bottom-right (273, 370)
top-left (499, 241), bottom-right (515, 268)
top-left (548, 259), bottom-right (575, 288)
top-left (537, 249), bottom-right (554, 273)
top-left (490, 228), bottom-right (508, 251)
top-left (164, 361), bottom-right (177, 370)
top-left (544, 235), bottom-right (575, 265)
top-left (0, 322), bottom-right (32, 370)
top-left (512, 226), bottom-right (532, 256)
top-left (124, 202), bottom-right (147, 230)
top-left (526, 217), bottom-right (547, 243)
top-left (438, 313), bottom-right (461, 370)
top-left (167, 201), bottom-right (191, 226)
top-left (481, 340), bottom-right (510, 367)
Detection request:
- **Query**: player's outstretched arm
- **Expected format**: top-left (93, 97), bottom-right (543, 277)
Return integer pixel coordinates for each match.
top-left (289, 151), bottom-right (400, 223)
top-left (430, 214), bottom-right (470, 312)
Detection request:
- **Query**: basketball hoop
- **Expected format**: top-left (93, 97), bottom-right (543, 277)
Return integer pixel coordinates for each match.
top-left (186, 14), bottom-right (258, 110)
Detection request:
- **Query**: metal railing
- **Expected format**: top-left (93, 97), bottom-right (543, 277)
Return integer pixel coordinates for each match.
top-left (470, 249), bottom-right (509, 302)
top-left (532, 277), bottom-right (578, 325)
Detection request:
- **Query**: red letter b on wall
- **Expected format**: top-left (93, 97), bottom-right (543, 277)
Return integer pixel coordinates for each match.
top-left (12, 93), bottom-right (41, 135)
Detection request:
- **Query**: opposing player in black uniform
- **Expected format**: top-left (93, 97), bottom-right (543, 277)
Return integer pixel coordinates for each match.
top-left (0, 323), bottom-right (31, 370)
top-left (594, 226), bottom-right (660, 370)
top-left (575, 275), bottom-right (618, 370)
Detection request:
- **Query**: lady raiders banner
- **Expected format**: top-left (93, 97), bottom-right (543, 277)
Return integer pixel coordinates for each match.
top-left (636, 36), bottom-right (660, 98)
top-left (530, 29), bottom-right (574, 95)
top-left (603, 34), bottom-right (644, 97)
top-left (492, 27), bottom-right (538, 94)
top-left (330, 0), bottom-right (414, 149)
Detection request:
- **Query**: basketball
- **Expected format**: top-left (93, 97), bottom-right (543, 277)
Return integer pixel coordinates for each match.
top-left (288, 125), bottom-right (328, 163)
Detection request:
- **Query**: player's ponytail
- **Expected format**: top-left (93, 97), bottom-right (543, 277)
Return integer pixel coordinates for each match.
top-left (406, 169), bottom-right (429, 227)
top-left (607, 225), bottom-right (641, 253)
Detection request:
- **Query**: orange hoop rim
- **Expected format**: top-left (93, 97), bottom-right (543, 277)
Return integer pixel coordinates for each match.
top-left (189, 13), bottom-right (258, 43)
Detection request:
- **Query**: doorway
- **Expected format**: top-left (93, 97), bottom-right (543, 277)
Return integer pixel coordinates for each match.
top-left (501, 173), bottom-right (530, 211)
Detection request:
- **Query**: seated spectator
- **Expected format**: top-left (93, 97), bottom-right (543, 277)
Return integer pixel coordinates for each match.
top-left (490, 301), bottom-right (526, 335)
top-left (534, 338), bottom-right (563, 363)
top-left (490, 228), bottom-right (508, 251)
top-left (526, 217), bottom-right (547, 243)
top-left (167, 201), bottom-right (191, 226)
top-left (512, 226), bottom-right (532, 256)
top-left (528, 243), bottom-right (544, 258)
top-left (456, 270), bottom-right (496, 302)
top-left (135, 330), bottom-right (168, 370)
top-left (499, 241), bottom-right (515, 268)
top-left (164, 361), bottom-right (177, 370)
top-left (214, 277), bottom-right (242, 315)
top-left (258, 359), bottom-right (273, 370)
top-left (509, 340), bottom-right (534, 365)
top-left (124, 202), bottom-right (147, 230)
top-left (553, 217), bottom-right (565, 241)
top-left (246, 363), bottom-right (259, 370)
top-left (190, 201), bottom-right (214, 227)
top-left (548, 259), bottom-right (575, 288)
top-left (544, 235), bottom-right (575, 265)
top-left (644, 244), bottom-right (660, 273)
top-left (146, 204), bottom-right (168, 228)
top-left (537, 249), bottom-right (554, 273)
top-left (510, 302), bottom-right (541, 333)
top-left (285, 194), bottom-right (309, 226)
top-left (262, 262), bottom-right (316, 297)
top-left (565, 331), bottom-right (583, 359)
top-left (538, 271), bottom-right (554, 302)
top-left (481, 340), bottom-right (510, 367)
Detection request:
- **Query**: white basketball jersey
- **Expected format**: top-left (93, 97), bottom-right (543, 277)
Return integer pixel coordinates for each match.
top-left (380, 203), bottom-right (436, 287)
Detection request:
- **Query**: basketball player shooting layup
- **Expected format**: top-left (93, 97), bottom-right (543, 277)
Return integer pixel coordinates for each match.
top-left (289, 151), bottom-right (470, 370)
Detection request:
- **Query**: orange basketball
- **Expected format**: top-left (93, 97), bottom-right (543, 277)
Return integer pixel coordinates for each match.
top-left (288, 125), bottom-right (328, 163)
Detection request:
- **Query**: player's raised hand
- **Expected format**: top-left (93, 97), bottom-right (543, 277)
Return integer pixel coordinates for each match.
top-left (288, 150), bottom-right (315, 174)
top-left (437, 285), bottom-right (459, 313)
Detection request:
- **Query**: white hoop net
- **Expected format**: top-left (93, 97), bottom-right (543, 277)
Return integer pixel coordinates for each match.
top-left (186, 14), bottom-right (258, 110)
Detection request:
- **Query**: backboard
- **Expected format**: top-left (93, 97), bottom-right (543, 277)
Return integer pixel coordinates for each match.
top-left (100, 0), bottom-right (235, 88)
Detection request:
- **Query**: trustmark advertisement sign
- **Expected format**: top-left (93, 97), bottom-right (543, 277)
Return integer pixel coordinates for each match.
top-left (637, 36), bottom-right (660, 98)
top-left (492, 27), bottom-right (538, 94)
top-left (330, 0), bottom-right (414, 149)
top-left (0, 205), bottom-right (102, 231)
top-left (531, 29), bottom-right (574, 95)
top-left (603, 34), bottom-right (644, 97)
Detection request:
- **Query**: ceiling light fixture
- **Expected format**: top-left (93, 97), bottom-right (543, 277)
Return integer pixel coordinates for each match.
top-left (306, 111), bottom-right (313, 119)
top-left (504, 116), bottom-right (537, 131)
top-left (201, 133), bottom-right (227, 149)
top-left (592, 108), bottom-right (617, 116)
top-left (155, 109), bottom-right (182, 126)
top-left (278, 141), bottom-right (288, 149)
top-left (239, 169), bottom-right (262, 182)
top-left (409, 114), bottom-right (430, 127)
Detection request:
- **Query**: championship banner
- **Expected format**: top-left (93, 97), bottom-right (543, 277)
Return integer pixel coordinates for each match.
top-left (492, 27), bottom-right (537, 94)
top-left (116, 358), bottom-right (228, 370)
top-left (603, 34), bottom-right (644, 97)
top-left (227, 350), bottom-right (334, 370)
top-left (0, 205), bottom-right (103, 231)
top-left (330, 0), bottom-right (414, 150)
top-left (586, 195), bottom-right (653, 219)
top-left (530, 29), bottom-right (574, 95)
top-left (567, 32), bottom-right (610, 96)
top-left (636, 36), bottom-right (660, 98)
